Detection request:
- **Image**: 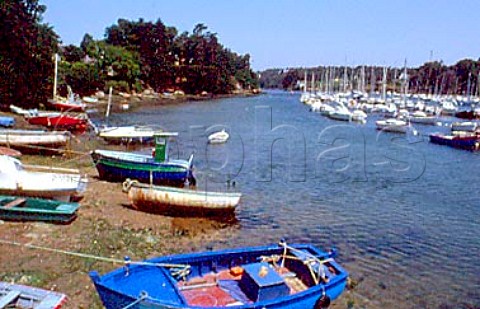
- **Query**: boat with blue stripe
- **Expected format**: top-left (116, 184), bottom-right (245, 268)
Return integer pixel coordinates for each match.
top-left (91, 132), bottom-right (195, 186)
top-left (89, 241), bottom-right (348, 309)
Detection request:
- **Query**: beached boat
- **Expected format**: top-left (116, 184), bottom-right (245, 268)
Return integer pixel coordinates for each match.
top-left (0, 129), bottom-right (70, 153)
top-left (47, 98), bottom-right (86, 112)
top-left (0, 195), bottom-right (80, 223)
top-left (122, 179), bottom-right (241, 216)
top-left (0, 281), bottom-right (68, 308)
top-left (0, 155), bottom-right (87, 202)
top-left (98, 125), bottom-right (156, 145)
top-left (10, 104), bottom-right (38, 116)
top-left (0, 146), bottom-right (21, 157)
top-left (429, 133), bottom-right (480, 151)
top-left (90, 241), bottom-right (348, 309)
top-left (208, 129), bottom-right (230, 144)
top-left (26, 114), bottom-right (88, 132)
top-left (451, 121), bottom-right (478, 132)
top-left (91, 132), bottom-right (195, 186)
top-left (376, 118), bottom-right (414, 134)
top-left (0, 116), bottom-right (15, 128)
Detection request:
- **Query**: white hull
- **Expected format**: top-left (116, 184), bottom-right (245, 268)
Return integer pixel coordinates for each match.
top-left (409, 116), bottom-right (438, 125)
top-left (0, 130), bottom-right (70, 147)
top-left (376, 119), bottom-right (411, 134)
top-left (124, 180), bottom-right (241, 214)
top-left (451, 122), bottom-right (477, 132)
top-left (0, 156), bottom-right (87, 202)
top-left (208, 130), bottom-right (229, 144)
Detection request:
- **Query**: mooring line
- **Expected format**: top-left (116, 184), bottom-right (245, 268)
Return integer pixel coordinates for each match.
top-left (0, 238), bottom-right (189, 269)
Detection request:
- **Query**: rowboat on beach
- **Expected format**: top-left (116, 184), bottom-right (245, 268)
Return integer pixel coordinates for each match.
top-left (91, 132), bottom-right (195, 186)
top-left (90, 241), bottom-right (348, 309)
top-left (0, 195), bottom-right (80, 223)
top-left (0, 129), bottom-right (70, 153)
top-left (122, 179), bottom-right (241, 216)
top-left (0, 116), bottom-right (15, 127)
top-left (0, 281), bottom-right (68, 308)
top-left (0, 155), bottom-right (87, 202)
top-left (0, 146), bottom-right (21, 157)
top-left (26, 114), bottom-right (88, 133)
top-left (97, 125), bottom-right (157, 145)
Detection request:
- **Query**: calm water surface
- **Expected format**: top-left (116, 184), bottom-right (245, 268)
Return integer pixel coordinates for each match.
top-left (106, 91), bottom-right (480, 308)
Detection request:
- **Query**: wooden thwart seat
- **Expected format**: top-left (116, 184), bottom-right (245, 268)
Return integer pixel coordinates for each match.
top-left (2, 198), bottom-right (27, 209)
top-left (0, 290), bottom-right (21, 308)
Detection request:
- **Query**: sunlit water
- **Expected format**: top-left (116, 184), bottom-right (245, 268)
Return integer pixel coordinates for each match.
top-left (101, 90), bottom-right (480, 308)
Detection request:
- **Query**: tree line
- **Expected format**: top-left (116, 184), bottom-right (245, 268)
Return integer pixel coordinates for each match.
top-left (0, 0), bottom-right (259, 109)
top-left (260, 59), bottom-right (480, 96)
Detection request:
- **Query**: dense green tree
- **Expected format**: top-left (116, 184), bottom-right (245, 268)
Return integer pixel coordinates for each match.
top-left (0, 0), bottom-right (59, 108)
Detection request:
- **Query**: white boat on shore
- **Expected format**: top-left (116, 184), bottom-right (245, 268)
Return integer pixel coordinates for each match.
top-left (208, 129), bottom-right (229, 144)
top-left (122, 179), bottom-right (241, 216)
top-left (0, 155), bottom-right (87, 202)
top-left (376, 118), bottom-right (416, 134)
top-left (98, 126), bottom-right (157, 144)
top-left (0, 129), bottom-right (71, 153)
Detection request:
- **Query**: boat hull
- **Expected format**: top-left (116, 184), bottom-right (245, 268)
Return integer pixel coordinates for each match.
top-left (91, 151), bottom-right (193, 186)
top-left (0, 282), bottom-right (67, 308)
top-left (90, 243), bottom-right (348, 309)
top-left (125, 181), bottom-right (241, 216)
top-left (0, 196), bottom-right (79, 223)
top-left (27, 115), bottom-right (87, 133)
top-left (0, 130), bottom-right (70, 154)
top-left (429, 134), bottom-right (480, 151)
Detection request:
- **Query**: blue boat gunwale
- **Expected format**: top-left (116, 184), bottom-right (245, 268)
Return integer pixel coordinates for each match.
top-left (90, 243), bottom-right (348, 308)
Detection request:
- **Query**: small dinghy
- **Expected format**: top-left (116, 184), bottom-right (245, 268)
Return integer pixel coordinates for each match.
top-left (208, 129), bottom-right (229, 144)
top-left (0, 116), bottom-right (15, 128)
top-left (0, 281), bottom-right (67, 308)
top-left (90, 241), bottom-right (348, 309)
top-left (0, 146), bottom-right (21, 157)
top-left (122, 179), bottom-right (241, 216)
top-left (0, 195), bottom-right (80, 223)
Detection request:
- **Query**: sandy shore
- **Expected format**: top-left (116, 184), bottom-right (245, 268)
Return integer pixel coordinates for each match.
top-left (0, 92), bottom-right (364, 308)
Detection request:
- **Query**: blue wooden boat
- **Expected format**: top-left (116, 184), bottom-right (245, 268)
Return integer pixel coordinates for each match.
top-left (91, 132), bottom-right (195, 186)
top-left (89, 241), bottom-right (348, 309)
top-left (429, 133), bottom-right (480, 151)
top-left (0, 116), bottom-right (15, 127)
top-left (0, 195), bottom-right (80, 223)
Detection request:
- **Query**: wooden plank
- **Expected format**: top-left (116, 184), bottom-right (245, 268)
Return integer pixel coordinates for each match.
top-left (0, 290), bottom-right (21, 308)
top-left (3, 198), bottom-right (27, 209)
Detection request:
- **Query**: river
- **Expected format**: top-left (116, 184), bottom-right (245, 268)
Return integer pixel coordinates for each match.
top-left (103, 90), bottom-right (480, 308)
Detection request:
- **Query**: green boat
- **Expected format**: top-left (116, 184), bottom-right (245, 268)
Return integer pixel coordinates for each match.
top-left (0, 196), bottom-right (80, 223)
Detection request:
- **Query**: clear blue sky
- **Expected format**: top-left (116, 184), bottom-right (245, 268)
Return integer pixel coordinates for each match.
top-left (41, 0), bottom-right (480, 70)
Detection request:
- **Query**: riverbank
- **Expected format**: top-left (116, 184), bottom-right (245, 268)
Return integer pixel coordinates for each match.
top-left (0, 90), bottom-right (369, 309)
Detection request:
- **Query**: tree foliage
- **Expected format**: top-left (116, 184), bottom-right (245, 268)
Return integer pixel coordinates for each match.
top-left (0, 0), bottom-right (59, 108)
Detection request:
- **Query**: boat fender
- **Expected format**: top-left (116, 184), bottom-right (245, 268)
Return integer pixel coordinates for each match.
top-left (314, 287), bottom-right (331, 309)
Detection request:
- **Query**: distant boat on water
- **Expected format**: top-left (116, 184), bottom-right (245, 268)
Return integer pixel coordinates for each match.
top-left (208, 129), bottom-right (229, 144)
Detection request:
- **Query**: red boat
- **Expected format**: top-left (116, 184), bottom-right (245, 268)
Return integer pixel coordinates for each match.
top-left (47, 99), bottom-right (86, 112)
top-left (27, 114), bottom-right (88, 133)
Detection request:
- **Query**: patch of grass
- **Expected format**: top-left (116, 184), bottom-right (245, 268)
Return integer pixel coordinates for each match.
top-left (0, 270), bottom-right (57, 287)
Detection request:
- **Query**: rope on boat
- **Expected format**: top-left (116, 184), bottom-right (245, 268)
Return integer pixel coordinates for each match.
top-left (0, 238), bottom-right (190, 271)
top-left (121, 292), bottom-right (149, 309)
top-left (122, 178), bottom-right (139, 192)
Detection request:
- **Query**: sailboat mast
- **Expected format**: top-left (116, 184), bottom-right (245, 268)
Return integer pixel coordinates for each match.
top-left (303, 70), bottom-right (307, 93)
top-left (53, 53), bottom-right (58, 99)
